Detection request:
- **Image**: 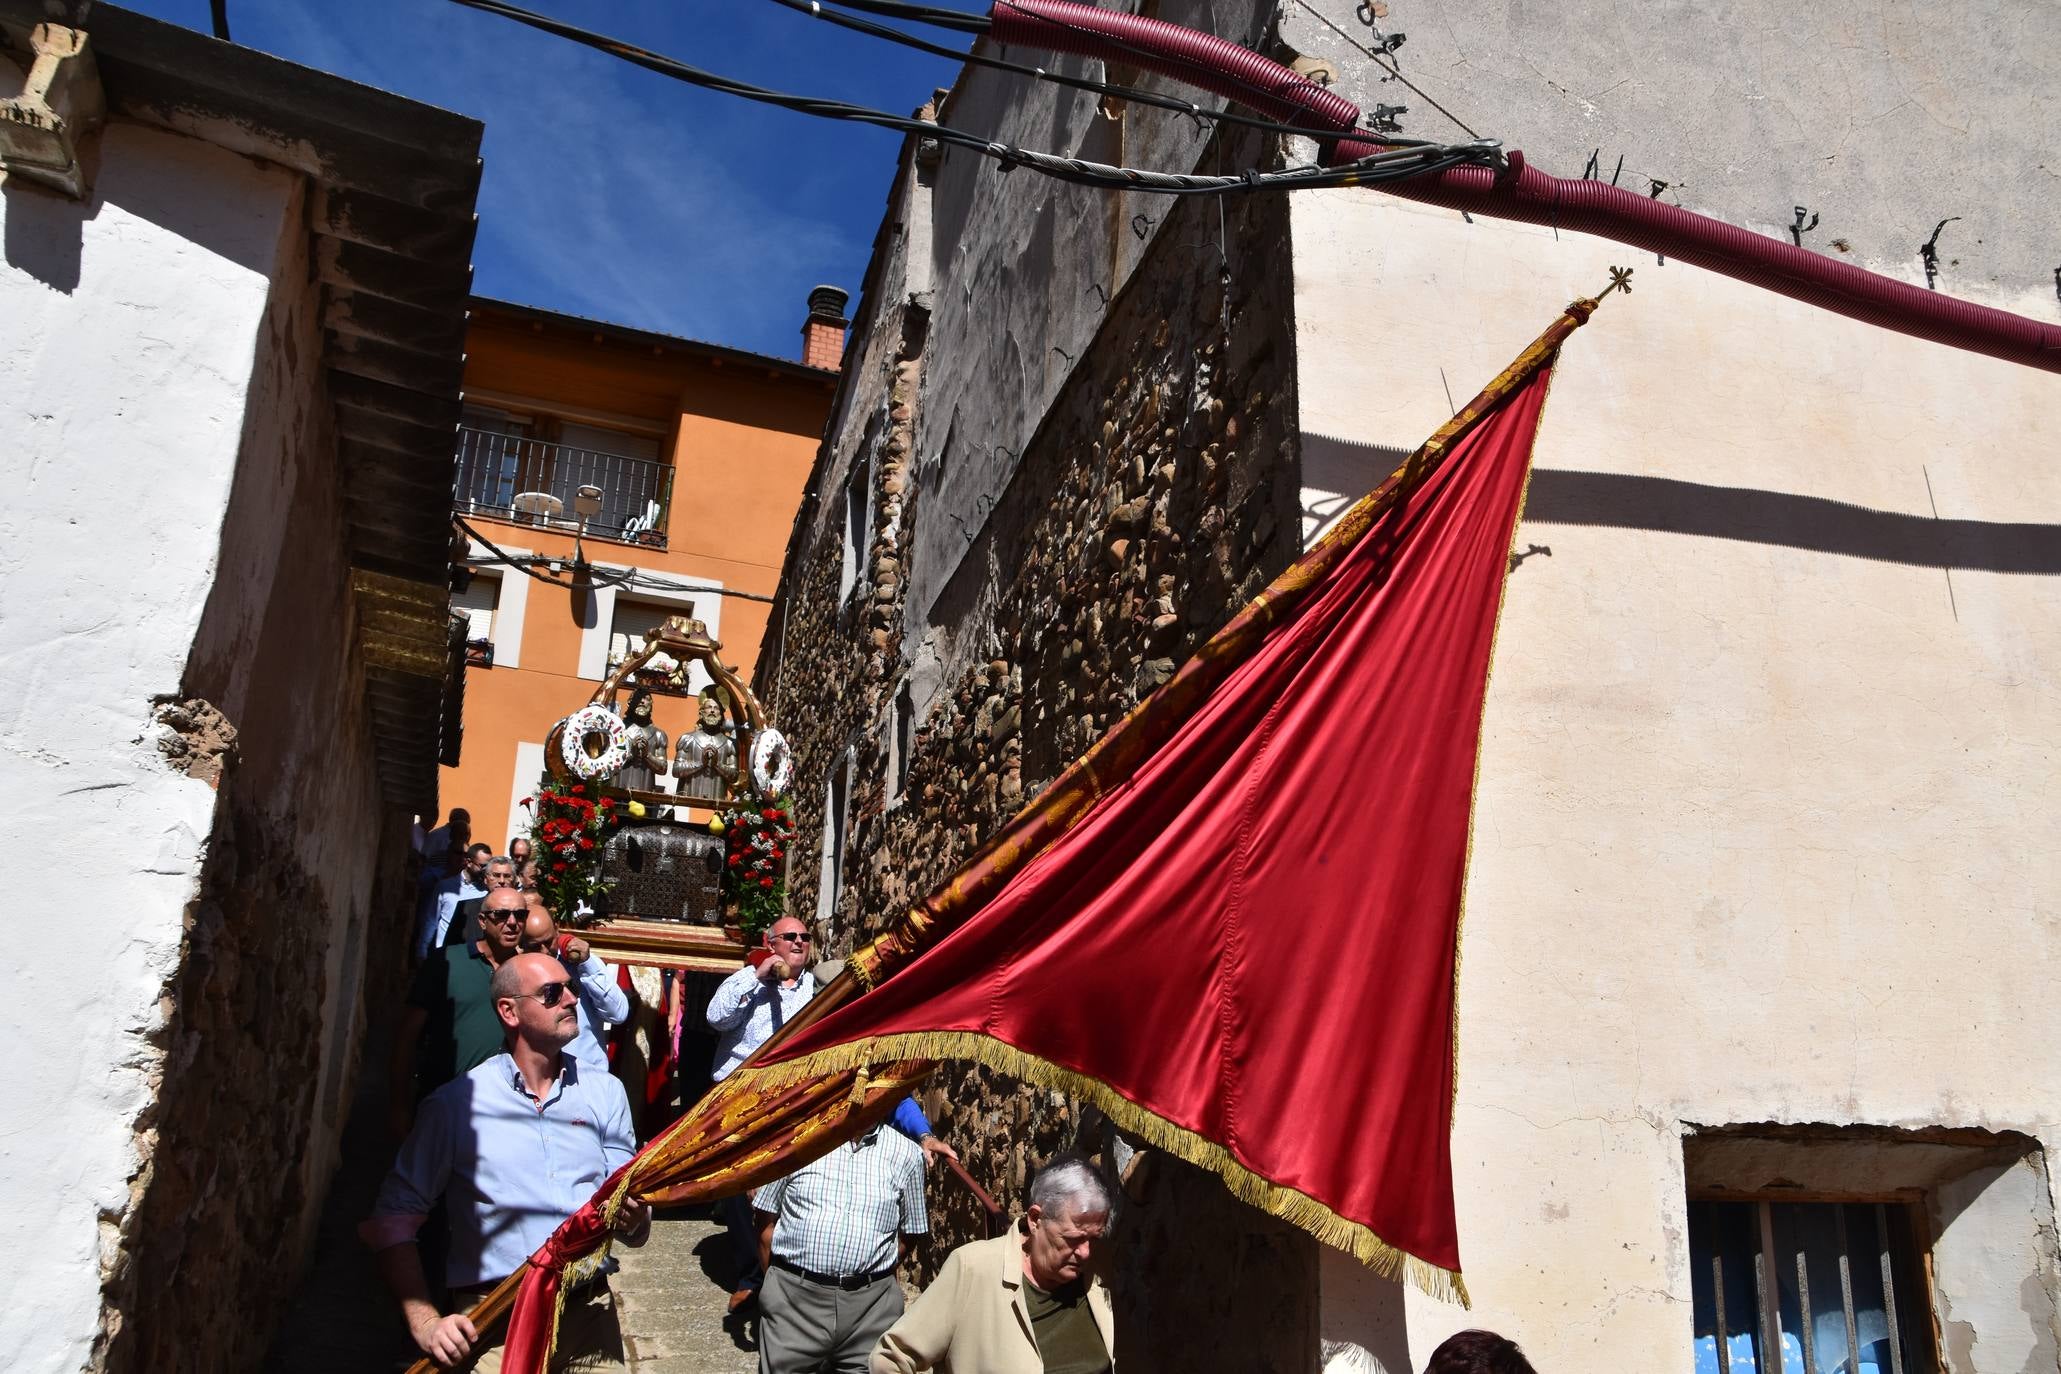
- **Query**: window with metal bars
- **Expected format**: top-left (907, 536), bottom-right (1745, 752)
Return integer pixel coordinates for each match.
top-left (1689, 1198), bottom-right (1935, 1374)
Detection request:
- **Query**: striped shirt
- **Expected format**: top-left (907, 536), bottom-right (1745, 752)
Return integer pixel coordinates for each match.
top-left (753, 1126), bottom-right (928, 1277)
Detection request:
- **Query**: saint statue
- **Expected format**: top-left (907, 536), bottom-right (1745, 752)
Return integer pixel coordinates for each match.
top-left (614, 688), bottom-right (668, 792)
top-left (673, 688), bottom-right (738, 802)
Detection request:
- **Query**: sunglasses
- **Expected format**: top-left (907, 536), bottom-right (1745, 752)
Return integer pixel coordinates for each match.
top-left (483, 909), bottom-right (526, 926)
top-left (770, 931), bottom-right (811, 945)
top-left (509, 980), bottom-right (574, 1008)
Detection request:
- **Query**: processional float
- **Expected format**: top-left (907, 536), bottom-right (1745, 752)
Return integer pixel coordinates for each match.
top-left (538, 613), bottom-right (796, 971)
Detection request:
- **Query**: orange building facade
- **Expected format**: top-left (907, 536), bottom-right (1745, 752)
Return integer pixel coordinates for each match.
top-left (440, 295), bottom-right (842, 851)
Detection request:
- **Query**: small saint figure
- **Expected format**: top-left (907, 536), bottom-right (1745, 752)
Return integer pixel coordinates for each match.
top-left (673, 687), bottom-right (738, 802)
top-left (614, 687), bottom-right (668, 792)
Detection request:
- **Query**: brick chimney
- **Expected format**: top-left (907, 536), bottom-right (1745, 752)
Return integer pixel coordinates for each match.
top-left (801, 285), bottom-right (850, 371)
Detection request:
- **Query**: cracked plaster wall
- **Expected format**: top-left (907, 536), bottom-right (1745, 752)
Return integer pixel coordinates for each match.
top-left (1282, 7), bottom-right (2061, 1363)
top-left (97, 139), bottom-right (403, 1374)
top-left (0, 124), bottom-right (295, 1374)
top-left (1, 121), bottom-right (402, 1373)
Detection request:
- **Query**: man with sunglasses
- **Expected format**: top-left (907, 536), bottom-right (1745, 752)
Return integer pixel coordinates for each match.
top-left (706, 920), bottom-right (960, 1314)
top-left (365, 952), bottom-right (648, 1371)
top-left (707, 916), bottom-right (822, 1313)
top-left (389, 886), bottom-right (531, 1145)
top-left (440, 853), bottom-right (521, 952)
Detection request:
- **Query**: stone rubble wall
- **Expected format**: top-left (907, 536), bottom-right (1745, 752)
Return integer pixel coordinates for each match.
top-left (765, 120), bottom-right (1317, 1369)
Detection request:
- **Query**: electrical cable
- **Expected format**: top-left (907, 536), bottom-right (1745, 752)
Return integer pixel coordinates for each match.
top-left (440, 0), bottom-right (1499, 195)
top-left (806, 0), bottom-right (991, 33)
top-left (616, 569), bottom-right (781, 605)
top-left (1285, 0), bottom-right (1480, 139)
top-left (770, 0), bottom-right (1418, 145)
top-left (455, 516), bottom-right (782, 604)
top-left (997, 0), bottom-right (2061, 372)
top-left (210, 0), bottom-right (231, 41)
top-left (454, 516), bottom-right (578, 590)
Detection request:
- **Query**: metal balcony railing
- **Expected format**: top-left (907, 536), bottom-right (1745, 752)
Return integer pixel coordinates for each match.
top-left (452, 426), bottom-right (673, 546)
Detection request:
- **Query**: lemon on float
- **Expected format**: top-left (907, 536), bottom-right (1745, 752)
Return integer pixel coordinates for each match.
top-left (708, 816), bottom-right (726, 834)
top-left (626, 800), bottom-right (648, 819)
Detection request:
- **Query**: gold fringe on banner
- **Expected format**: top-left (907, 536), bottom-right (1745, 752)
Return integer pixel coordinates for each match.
top-left (733, 1031), bottom-right (1470, 1306)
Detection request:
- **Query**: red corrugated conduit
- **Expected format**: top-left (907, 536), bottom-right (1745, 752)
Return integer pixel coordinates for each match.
top-left (989, 0), bottom-right (2061, 375)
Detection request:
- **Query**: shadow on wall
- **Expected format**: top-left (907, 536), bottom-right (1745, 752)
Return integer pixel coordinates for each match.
top-left (3, 175), bottom-right (91, 291)
top-left (1524, 470), bottom-right (2061, 574)
top-left (1299, 434), bottom-right (1417, 544)
top-left (5, 126), bottom-right (285, 295)
top-left (1318, 1241), bottom-right (1411, 1374)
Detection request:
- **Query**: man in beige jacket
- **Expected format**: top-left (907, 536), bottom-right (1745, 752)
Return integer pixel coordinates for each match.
top-left (871, 1157), bottom-right (1115, 1374)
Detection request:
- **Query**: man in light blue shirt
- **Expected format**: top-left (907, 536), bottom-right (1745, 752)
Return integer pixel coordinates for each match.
top-left (706, 917), bottom-right (820, 1083)
top-left (363, 952), bottom-right (650, 1370)
top-left (520, 905), bottom-right (630, 1074)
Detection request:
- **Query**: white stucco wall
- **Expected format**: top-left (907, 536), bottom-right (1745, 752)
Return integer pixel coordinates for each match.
top-left (0, 125), bottom-right (295, 1373)
top-left (1292, 187), bottom-right (2061, 1372)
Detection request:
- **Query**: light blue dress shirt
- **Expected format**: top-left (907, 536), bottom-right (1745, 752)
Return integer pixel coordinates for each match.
top-left (567, 954), bottom-right (630, 1073)
top-left (705, 964), bottom-right (817, 1081)
top-left (370, 1051), bottom-right (636, 1286)
top-left (702, 963), bottom-right (935, 1138)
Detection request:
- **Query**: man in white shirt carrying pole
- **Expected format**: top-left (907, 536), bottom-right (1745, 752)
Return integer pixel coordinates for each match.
top-left (706, 915), bottom-right (820, 1312)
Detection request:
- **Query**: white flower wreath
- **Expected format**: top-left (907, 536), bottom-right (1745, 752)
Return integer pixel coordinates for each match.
top-left (750, 727), bottom-right (795, 797)
top-left (560, 704), bottom-right (629, 781)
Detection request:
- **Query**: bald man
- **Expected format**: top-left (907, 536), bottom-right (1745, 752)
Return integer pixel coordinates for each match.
top-left (518, 906), bottom-right (629, 1074)
top-left (366, 953), bottom-right (647, 1370)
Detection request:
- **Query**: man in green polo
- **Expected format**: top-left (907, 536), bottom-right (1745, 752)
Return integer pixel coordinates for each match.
top-left (388, 884), bottom-right (529, 1143)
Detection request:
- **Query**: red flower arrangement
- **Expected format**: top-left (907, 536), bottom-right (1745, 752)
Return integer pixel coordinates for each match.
top-left (520, 782), bottom-right (621, 926)
top-left (719, 798), bottom-right (794, 941)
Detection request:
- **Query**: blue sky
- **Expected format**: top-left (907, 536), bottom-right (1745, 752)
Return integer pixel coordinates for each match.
top-left (125, 0), bottom-right (964, 359)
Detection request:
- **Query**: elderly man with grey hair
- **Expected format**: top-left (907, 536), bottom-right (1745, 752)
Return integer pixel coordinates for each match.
top-left (871, 1155), bottom-right (1114, 1374)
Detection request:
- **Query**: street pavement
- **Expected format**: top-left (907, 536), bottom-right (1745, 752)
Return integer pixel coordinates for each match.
top-left (617, 1207), bottom-right (760, 1373)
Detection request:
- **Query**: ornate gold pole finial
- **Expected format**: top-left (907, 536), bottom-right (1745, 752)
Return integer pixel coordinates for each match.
top-left (1567, 265), bottom-right (1634, 322)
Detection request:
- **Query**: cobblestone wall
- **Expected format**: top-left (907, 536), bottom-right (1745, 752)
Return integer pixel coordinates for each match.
top-left (764, 119), bottom-right (1316, 1367)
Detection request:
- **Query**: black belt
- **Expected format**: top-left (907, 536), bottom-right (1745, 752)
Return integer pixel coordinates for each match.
top-left (770, 1256), bottom-right (895, 1290)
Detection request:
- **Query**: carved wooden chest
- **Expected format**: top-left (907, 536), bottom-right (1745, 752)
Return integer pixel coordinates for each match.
top-left (601, 821), bottom-right (724, 924)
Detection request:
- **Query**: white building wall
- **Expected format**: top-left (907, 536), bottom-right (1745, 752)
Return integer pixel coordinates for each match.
top-left (1292, 188), bottom-right (2061, 1372)
top-left (0, 125), bottom-right (296, 1373)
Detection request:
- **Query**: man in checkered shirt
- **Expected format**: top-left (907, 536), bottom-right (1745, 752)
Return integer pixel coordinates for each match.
top-left (753, 1122), bottom-right (929, 1373)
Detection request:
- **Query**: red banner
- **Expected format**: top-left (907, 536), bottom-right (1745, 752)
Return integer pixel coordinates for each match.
top-left (737, 304), bottom-right (1589, 1298)
top-left (455, 296), bottom-right (1598, 1374)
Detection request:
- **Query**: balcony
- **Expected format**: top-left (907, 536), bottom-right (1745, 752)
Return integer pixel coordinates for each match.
top-left (452, 426), bottom-right (673, 547)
